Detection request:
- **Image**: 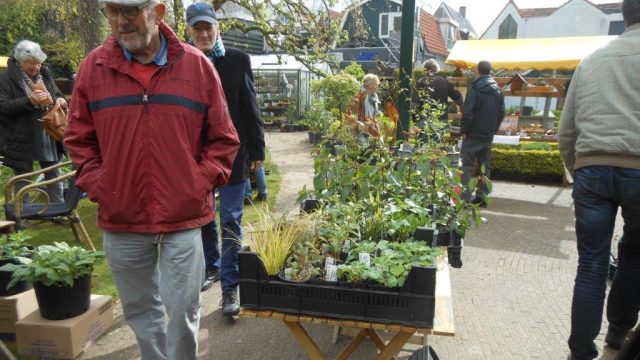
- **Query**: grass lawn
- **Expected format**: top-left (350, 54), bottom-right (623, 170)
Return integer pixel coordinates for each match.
top-left (1, 153), bottom-right (281, 301)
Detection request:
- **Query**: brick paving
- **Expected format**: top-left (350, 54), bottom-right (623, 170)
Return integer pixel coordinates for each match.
top-left (80, 132), bottom-right (626, 359)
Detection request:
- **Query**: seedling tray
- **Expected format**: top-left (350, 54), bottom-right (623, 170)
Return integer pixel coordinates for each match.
top-left (239, 249), bottom-right (436, 327)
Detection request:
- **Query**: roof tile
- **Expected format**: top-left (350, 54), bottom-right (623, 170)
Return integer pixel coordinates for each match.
top-left (419, 9), bottom-right (448, 56)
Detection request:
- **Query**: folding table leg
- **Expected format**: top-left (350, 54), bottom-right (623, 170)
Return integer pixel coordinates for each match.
top-left (374, 331), bottom-right (413, 360)
top-left (284, 320), bottom-right (326, 360)
top-left (336, 329), bottom-right (368, 360)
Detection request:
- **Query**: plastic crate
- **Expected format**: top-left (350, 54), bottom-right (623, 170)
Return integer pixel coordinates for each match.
top-left (239, 249), bottom-right (436, 327)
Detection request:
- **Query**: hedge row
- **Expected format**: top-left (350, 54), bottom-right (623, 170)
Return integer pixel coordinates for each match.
top-left (491, 148), bottom-right (564, 184)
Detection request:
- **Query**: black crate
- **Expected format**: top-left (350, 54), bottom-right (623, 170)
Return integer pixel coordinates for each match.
top-left (239, 249), bottom-right (436, 327)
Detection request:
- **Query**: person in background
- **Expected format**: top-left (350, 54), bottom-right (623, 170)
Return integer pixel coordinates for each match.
top-left (244, 165), bottom-right (267, 204)
top-left (0, 40), bottom-right (66, 204)
top-left (415, 59), bottom-right (464, 142)
top-left (559, 0), bottom-right (640, 358)
top-left (186, 3), bottom-right (265, 317)
top-left (347, 73), bottom-right (381, 145)
top-left (64, 1), bottom-right (239, 359)
top-left (459, 60), bottom-right (504, 207)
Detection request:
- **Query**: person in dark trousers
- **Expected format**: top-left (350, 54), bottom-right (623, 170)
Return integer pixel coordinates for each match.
top-left (460, 60), bottom-right (504, 207)
top-left (0, 40), bottom-right (67, 204)
top-left (65, 1), bottom-right (240, 358)
top-left (186, 3), bottom-right (265, 317)
top-left (559, 1), bottom-right (640, 358)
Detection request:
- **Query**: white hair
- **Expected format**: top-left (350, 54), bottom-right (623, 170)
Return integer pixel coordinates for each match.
top-left (363, 73), bottom-right (380, 87)
top-left (13, 40), bottom-right (47, 63)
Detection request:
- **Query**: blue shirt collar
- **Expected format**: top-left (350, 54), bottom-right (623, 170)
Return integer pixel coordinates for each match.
top-left (122, 33), bottom-right (168, 65)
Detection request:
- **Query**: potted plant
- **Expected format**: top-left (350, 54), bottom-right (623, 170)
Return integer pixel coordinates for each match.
top-left (0, 231), bottom-right (35, 296)
top-left (0, 242), bottom-right (104, 320)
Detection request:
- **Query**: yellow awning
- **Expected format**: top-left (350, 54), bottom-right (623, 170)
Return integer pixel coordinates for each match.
top-left (445, 36), bottom-right (617, 70)
top-left (0, 56), bottom-right (8, 69)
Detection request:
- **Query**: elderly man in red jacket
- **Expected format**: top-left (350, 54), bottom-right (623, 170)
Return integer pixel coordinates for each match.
top-left (64, 1), bottom-right (239, 359)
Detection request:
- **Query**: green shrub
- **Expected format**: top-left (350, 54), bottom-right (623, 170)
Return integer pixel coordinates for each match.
top-left (492, 148), bottom-right (564, 184)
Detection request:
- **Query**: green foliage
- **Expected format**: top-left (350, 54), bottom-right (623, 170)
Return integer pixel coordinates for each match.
top-left (44, 37), bottom-right (84, 78)
top-left (0, 0), bottom-right (47, 56)
top-left (343, 62), bottom-right (365, 82)
top-left (0, 242), bottom-right (104, 288)
top-left (492, 148), bottom-right (564, 182)
top-left (301, 100), bottom-right (333, 133)
top-left (311, 72), bottom-right (360, 116)
top-left (0, 231), bottom-right (34, 259)
top-left (337, 240), bottom-right (440, 288)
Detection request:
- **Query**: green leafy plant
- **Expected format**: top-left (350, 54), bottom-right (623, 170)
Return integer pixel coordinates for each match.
top-left (0, 242), bottom-right (104, 288)
top-left (301, 100), bottom-right (334, 134)
top-left (0, 231), bottom-right (34, 259)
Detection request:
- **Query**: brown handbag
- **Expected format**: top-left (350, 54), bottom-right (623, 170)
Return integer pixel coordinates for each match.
top-left (40, 101), bottom-right (67, 141)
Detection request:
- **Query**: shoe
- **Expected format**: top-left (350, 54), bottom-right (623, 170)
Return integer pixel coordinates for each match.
top-left (200, 267), bottom-right (220, 292)
top-left (471, 197), bottom-right (487, 208)
top-left (243, 197), bottom-right (252, 206)
top-left (605, 327), bottom-right (626, 350)
top-left (221, 290), bottom-right (240, 316)
top-left (254, 193), bottom-right (267, 202)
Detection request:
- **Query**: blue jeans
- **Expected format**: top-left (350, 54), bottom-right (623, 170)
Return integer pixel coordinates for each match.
top-left (244, 166), bottom-right (267, 198)
top-left (201, 181), bottom-right (245, 291)
top-left (460, 137), bottom-right (492, 201)
top-left (568, 166), bottom-right (640, 359)
top-left (103, 228), bottom-right (204, 360)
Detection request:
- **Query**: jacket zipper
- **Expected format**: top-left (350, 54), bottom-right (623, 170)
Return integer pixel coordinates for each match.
top-left (142, 93), bottom-right (149, 113)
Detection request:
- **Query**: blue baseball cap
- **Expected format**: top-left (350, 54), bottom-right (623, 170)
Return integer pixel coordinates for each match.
top-left (186, 3), bottom-right (218, 27)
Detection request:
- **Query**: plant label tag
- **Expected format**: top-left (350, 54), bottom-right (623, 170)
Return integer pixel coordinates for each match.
top-left (432, 229), bottom-right (439, 248)
top-left (343, 240), bottom-right (351, 252)
top-left (325, 257), bottom-right (335, 268)
top-left (284, 267), bottom-right (293, 280)
top-left (325, 265), bottom-right (337, 282)
top-left (359, 253), bottom-right (371, 267)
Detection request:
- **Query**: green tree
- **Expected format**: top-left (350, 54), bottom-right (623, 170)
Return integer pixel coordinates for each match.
top-left (311, 72), bottom-right (360, 118)
top-left (343, 61), bottom-right (365, 82)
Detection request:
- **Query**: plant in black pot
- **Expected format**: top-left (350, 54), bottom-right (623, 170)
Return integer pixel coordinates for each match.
top-left (0, 231), bottom-right (35, 296)
top-left (0, 242), bottom-right (104, 320)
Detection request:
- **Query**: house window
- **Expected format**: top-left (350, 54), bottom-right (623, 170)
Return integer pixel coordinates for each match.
top-left (608, 21), bottom-right (624, 35)
top-left (498, 14), bottom-right (517, 39)
top-left (379, 12), bottom-right (402, 38)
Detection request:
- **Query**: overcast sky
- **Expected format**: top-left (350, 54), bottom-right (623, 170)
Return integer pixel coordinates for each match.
top-left (331, 0), bottom-right (622, 35)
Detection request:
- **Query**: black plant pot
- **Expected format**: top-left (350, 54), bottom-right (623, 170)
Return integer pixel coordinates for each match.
top-left (0, 257), bottom-right (33, 296)
top-left (301, 199), bottom-right (321, 213)
top-left (33, 274), bottom-right (91, 320)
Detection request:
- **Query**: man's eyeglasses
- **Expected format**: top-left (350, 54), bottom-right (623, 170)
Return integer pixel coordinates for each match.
top-left (101, 1), bottom-right (152, 21)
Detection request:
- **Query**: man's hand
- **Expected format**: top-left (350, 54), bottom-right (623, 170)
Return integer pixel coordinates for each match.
top-left (249, 160), bottom-right (263, 171)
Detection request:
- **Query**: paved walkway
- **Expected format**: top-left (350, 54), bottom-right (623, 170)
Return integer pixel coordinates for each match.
top-left (80, 132), bottom-right (625, 359)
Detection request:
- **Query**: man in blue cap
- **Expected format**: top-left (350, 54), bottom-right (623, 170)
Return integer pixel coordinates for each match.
top-left (186, 2), bottom-right (265, 317)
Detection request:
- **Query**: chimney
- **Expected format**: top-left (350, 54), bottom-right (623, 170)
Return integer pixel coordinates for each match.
top-left (459, 6), bottom-right (466, 18)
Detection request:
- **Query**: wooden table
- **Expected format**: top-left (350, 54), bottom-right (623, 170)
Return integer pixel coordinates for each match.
top-left (239, 259), bottom-right (454, 360)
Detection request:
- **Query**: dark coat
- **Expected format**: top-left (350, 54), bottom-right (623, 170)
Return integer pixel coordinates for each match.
top-left (416, 75), bottom-right (463, 119)
top-left (0, 57), bottom-right (63, 164)
top-left (212, 47), bottom-right (265, 185)
top-left (461, 75), bottom-right (505, 141)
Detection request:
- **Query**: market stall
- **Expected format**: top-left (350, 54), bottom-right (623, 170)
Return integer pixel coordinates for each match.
top-left (445, 35), bottom-right (617, 131)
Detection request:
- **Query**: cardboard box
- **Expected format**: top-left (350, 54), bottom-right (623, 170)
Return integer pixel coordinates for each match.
top-left (0, 289), bottom-right (39, 343)
top-left (0, 289), bottom-right (38, 323)
top-left (16, 295), bottom-right (113, 359)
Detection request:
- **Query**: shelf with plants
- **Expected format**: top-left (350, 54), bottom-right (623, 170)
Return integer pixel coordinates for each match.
top-left (239, 117), bottom-right (487, 326)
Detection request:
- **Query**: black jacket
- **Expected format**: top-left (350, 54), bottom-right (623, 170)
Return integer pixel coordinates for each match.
top-left (211, 47), bottom-right (265, 185)
top-left (461, 75), bottom-right (505, 141)
top-left (416, 75), bottom-right (463, 119)
top-left (0, 57), bottom-right (63, 164)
